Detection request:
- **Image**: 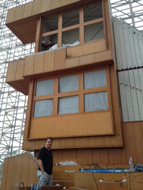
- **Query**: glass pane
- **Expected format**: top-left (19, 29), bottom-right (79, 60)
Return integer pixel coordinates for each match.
top-left (84, 22), bottom-right (104, 43)
top-left (84, 2), bottom-right (102, 22)
top-left (84, 70), bottom-right (106, 89)
top-left (34, 99), bottom-right (53, 117)
top-left (63, 9), bottom-right (79, 28)
top-left (43, 15), bottom-right (58, 33)
top-left (59, 75), bottom-right (78, 93)
top-left (84, 92), bottom-right (108, 112)
top-left (41, 34), bottom-right (58, 51)
top-left (62, 28), bottom-right (79, 45)
top-left (58, 96), bottom-right (79, 115)
top-left (36, 79), bottom-right (54, 96)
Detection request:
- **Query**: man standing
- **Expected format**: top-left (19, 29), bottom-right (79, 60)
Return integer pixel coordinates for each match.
top-left (37, 137), bottom-right (53, 186)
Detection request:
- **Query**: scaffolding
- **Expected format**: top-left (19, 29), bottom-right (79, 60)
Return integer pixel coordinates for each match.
top-left (0, 0), bottom-right (143, 184)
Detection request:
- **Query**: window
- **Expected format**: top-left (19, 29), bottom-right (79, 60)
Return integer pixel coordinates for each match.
top-left (33, 68), bottom-right (109, 118)
top-left (41, 1), bottom-right (104, 51)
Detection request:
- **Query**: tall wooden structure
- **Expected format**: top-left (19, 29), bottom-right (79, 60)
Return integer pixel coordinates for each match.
top-left (5, 0), bottom-right (143, 165)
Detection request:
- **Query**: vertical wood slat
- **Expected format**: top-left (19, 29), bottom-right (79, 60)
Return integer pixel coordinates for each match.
top-left (23, 2), bottom-right (33, 18)
top-left (35, 18), bottom-right (42, 53)
top-left (24, 80), bottom-right (34, 139)
top-left (6, 157), bottom-right (16, 190)
top-left (33, 53), bottom-right (44, 74)
top-left (1, 158), bottom-right (9, 190)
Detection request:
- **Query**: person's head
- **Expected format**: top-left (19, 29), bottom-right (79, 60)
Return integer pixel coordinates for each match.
top-left (45, 137), bottom-right (53, 150)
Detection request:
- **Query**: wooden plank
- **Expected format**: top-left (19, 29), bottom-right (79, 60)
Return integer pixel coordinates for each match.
top-left (79, 54), bottom-right (94, 65)
top-left (32, 0), bottom-right (43, 15)
top-left (12, 155), bottom-right (23, 188)
top-left (6, 8), bottom-right (16, 24)
top-left (54, 48), bottom-right (66, 70)
top-left (35, 18), bottom-right (42, 53)
top-left (15, 60), bottom-right (25, 80)
top-left (41, 0), bottom-right (51, 13)
top-left (34, 53), bottom-right (44, 74)
top-left (15, 5), bottom-right (24, 21)
top-left (24, 55), bottom-right (34, 76)
top-left (74, 172), bottom-right (97, 190)
top-left (6, 157), bottom-right (15, 190)
top-left (65, 57), bottom-right (80, 68)
top-left (23, 2), bottom-right (33, 18)
top-left (20, 154), bottom-right (30, 186)
top-left (51, 0), bottom-right (61, 9)
top-left (6, 61), bottom-right (17, 82)
top-left (61, 0), bottom-right (72, 6)
top-left (1, 158), bottom-right (9, 190)
top-left (127, 172), bottom-right (143, 190)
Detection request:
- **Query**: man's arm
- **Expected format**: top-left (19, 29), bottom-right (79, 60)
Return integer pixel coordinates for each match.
top-left (38, 159), bottom-right (44, 174)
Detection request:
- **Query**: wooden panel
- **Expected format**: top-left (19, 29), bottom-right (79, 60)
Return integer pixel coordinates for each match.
top-left (44, 51), bottom-right (55, 72)
top-left (61, 0), bottom-right (72, 6)
top-left (14, 5), bottom-right (24, 21)
top-left (6, 61), bottom-right (17, 82)
top-left (79, 54), bottom-right (94, 65)
top-left (1, 153), bottom-right (38, 190)
top-left (41, 0), bottom-right (51, 13)
top-left (33, 53), bottom-right (44, 74)
top-left (67, 45), bottom-right (83, 58)
top-left (1, 158), bottom-right (9, 190)
top-left (65, 57), bottom-right (80, 68)
top-left (24, 55), bottom-right (34, 76)
top-left (6, 8), bottom-right (16, 24)
top-left (82, 40), bottom-right (106, 55)
top-left (67, 40), bottom-right (106, 58)
top-left (32, 0), bottom-right (43, 15)
top-left (29, 112), bottom-right (113, 139)
top-left (51, 0), bottom-right (61, 9)
top-left (54, 48), bottom-right (66, 70)
top-left (94, 50), bottom-right (112, 63)
top-left (97, 182), bottom-right (127, 190)
top-left (127, 172), bottom-right (143, 190)
top-left (15, 60), bottom-right (25, 80)
top-left (5, 157), bottom-right (15, 190)
top-left (74, 172), bottom-right (97, 190)
top-left (23, 2), bottom-right (33, 18)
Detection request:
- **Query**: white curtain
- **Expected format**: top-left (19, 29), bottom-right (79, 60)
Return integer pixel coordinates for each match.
top-left (34, 99), bottom-right (53, 117)
top-left (58, 96), bottom-right (79, 115)
top-left (84, 70), bottom-right (106, 89)
top-left (59, 75), bottom-right (78, 93)
top-left (36, 79), bottom-right (54, 96)
top-left (84, 92), bottom-right (107, 112)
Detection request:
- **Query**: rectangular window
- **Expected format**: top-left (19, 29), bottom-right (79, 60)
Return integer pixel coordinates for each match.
top-left (84, 92), bottom-right (108, 112)
top-left (58, 96), bottom-right (79, 115)
top-left (59, 75), bottom-right (78, 93)
top-left (36, 79), bottom-right (54, 96)
top-left (34, 99), bottom-right (53, 117)
top-left (33, 67), bottom-right (109, 117)
top-left (40, 1), bottom-right (104, 51)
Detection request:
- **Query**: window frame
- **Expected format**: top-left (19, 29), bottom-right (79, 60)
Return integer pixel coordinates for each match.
top-left (32, 66), bottom-right (111, 118)
top-left (40, 1), bottom-right (105, 50)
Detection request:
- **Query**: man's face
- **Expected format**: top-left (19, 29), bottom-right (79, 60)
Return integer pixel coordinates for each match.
top-left (45, 139), bottom-right (53, 149)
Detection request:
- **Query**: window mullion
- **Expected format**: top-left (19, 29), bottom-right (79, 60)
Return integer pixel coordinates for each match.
top-left (79, 73), bottom-right (84, 113)
top-left (58, 14), bottom-right (62, 48)
top-left (53, 78), bottom-right (58, 116)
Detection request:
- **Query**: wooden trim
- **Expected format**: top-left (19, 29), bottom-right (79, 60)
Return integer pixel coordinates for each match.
top-left (35, 18), bottom-right (42, 52)
top-left (83, 18), bottom-right (103, 26)
top-left (42, 30), bottom-right (58, 37)
top-left (79, 8), bottom-right (84, 45)
top-left (58, 14), bottom-right (62, 47)
top-left (24, 80), bottom-right (34, 139)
